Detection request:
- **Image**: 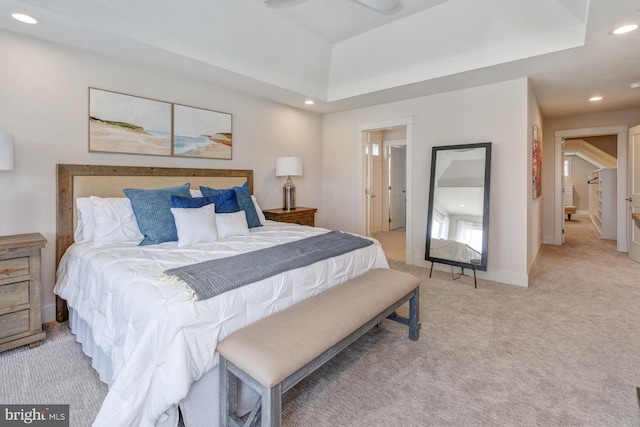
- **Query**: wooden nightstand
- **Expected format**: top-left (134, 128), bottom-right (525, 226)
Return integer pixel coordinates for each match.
top-left (0, 233), bottom-right (47, 352)
top-left (262, 207), bottom-right (317, 227)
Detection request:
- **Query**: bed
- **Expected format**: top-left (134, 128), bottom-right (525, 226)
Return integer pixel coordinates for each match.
top-left (429, 238), bottom-right (481, 265)
top-left (53, 164), bottom-right (388, 427)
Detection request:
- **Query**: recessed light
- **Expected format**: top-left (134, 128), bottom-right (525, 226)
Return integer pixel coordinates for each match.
top-left (589, 96), bottom-right (603, 102)
top-left (629, 82), bottom-right (640, 89)
top-left (610, 24), bottom-right (638, 35)
top-left (11, 13), bottom-right (40, 24)
top-left (304, 100), bottom-right (315, 105)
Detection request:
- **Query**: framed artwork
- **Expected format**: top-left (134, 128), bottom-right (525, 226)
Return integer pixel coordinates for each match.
top-left (532, 124), bottom-right (542, 199)
top-left (88, 88), bottom-right (233, 159)
top-left (173, 104), bottom-right (232, 159)
top-left (89, 88), bottom-right (172, 156)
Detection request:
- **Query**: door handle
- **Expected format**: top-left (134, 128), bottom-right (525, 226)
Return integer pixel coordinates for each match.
top-left (626, 197), bottom-right (633, 202)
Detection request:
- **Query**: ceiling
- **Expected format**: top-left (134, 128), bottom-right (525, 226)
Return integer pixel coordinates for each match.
top-left (1, 0), bottom-right (639, 116)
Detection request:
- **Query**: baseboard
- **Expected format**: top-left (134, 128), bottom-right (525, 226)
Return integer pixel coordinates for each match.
top-left (412, 255), bottom-right (529, 287)
top-left (528, 243), bottom-right (543, 277)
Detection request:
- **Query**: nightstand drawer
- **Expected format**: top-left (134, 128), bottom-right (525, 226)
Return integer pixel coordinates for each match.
top-left (0, 233), bottom-right (47, 352)
top-left (262, 207), bottom-right (317, 227)
top-left (283, 216), bottom-right (314, 226)
top-left (0, 256), bottom-right (29, 280)
top-left (0, 309), bottom-right (30, 340)
top-left (0, 281), bottom-right (30, 310)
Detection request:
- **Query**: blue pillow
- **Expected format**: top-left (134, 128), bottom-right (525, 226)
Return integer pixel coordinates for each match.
top-left (171, 191), bottom-right (240, 213)
top-left (200, 182), bottom-right (262, 228)
top-left (123, 183), bottom-right (191, 245)
top-left (171, 195), bottom-right (215, 209)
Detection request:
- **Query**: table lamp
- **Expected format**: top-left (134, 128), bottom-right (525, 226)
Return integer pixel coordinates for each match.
top-left (275, 156), bottom-right (303, 211)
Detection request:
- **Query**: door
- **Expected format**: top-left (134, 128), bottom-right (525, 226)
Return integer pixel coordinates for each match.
top-left (561, 138), bottom-right (566, 243)
top-left (389, 145), bottom-right (406, 230)
top-left (628, 124), bottom-right (640, 263)
top-left (363, 134), bottom-right (372, 236)
top-left (371, 150), bottom-right (383, 232)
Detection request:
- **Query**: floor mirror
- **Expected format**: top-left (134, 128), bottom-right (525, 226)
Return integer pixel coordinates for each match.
top-left (425, 142), bottom-right (491, 288)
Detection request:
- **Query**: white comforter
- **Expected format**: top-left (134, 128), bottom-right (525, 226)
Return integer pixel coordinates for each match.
top-left (54, 221), bottom-right (388, 427)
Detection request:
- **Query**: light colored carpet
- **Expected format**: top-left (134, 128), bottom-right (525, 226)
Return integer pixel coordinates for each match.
top-left (1, 218), bottom-right (639, 426)
top-left (0, 322), bottom-right (107, 426)
top-left (373, 228), bottom-right (406, 263)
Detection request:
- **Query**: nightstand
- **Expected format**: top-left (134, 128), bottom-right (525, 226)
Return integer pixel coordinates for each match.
top-left (262, 207), bottom-right (317, 227)
top-left (0, 233), bottom-right (47, 352)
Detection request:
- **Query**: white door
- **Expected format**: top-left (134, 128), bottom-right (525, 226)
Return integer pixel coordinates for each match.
top-left (389, 145), bottom-right (406, 230)
top-left (561, 138), bottom-right (566, 243)
top-left (628, 124), bottom-right (640, 263)
top-left (371, 153), bottom-right (383, 232)
top-left (363, 135), bottom-right (372, 236)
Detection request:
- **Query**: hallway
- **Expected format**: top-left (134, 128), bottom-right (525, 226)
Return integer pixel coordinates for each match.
top-left (373, 228), bottom-right (406, 263)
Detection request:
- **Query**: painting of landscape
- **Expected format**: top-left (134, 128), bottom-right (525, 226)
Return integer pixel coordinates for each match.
top-left (173, 104), bottom-right (232, 159)
top-left (89, 88), bottom-right (172, 156)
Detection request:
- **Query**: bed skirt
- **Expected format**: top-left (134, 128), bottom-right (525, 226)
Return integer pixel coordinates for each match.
top-left (68, 309), bottom-right (258, 426)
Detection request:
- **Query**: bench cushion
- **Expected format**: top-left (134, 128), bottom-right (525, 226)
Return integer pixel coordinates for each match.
top-left (217, 268), bottom-right (420, 388)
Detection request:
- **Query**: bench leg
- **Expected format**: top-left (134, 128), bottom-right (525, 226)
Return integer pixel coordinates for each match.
top-left (409, 287), bottom-right (420, 341)
top-left (220, 357), bottom-right (237, 427)
top-left (261, 383), bottom-right (282, 427)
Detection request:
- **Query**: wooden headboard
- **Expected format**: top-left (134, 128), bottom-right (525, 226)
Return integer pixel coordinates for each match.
top-left (56, 164), bottom-right (253, 321)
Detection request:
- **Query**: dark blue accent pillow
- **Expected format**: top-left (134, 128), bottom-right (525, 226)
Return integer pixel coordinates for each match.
top-left (200, 182), bottom-right (262, 228)
top-left (123, 183), bottom-right (192, 246)
top-left (173, 190), bottom-right (240, 213)
top-left (171, 195), bottom-right (216, 209)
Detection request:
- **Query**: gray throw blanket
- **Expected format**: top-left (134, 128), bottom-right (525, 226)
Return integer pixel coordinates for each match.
top-left (164, 230), bottom-right (374, 301)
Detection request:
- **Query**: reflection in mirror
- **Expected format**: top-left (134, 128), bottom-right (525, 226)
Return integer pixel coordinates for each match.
top-left (425, 142), bottom-right (491, 286)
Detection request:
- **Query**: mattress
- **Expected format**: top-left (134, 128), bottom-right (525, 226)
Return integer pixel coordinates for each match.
top-left (54, 221), bottom-right (388, 426)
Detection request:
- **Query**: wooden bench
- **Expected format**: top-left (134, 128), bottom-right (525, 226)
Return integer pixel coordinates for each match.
top-left (217, 268), bottom-right (421, 427)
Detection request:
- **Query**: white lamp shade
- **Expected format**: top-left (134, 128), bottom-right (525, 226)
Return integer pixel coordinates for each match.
top-left (275, 157), bottom-right (303, 177)
top-left (0, 131), bottom-right (14, 171)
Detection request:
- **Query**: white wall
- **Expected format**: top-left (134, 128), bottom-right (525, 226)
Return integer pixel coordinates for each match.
top-left (527, 82), bottom-right (544, 275)
top-left (565, 155), bottom-right (597, 211)
top-left (322, 78), bottom-right (531, 286)
top-left (0, 31), bottom-right (324, 323)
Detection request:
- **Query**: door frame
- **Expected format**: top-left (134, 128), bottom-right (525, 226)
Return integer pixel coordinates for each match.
top-left (554, 125), bottom-right (628, 251)
top-left (358, 117), bottom-right (414, 263)
top-left (383, 139), bottom-right (407, 231)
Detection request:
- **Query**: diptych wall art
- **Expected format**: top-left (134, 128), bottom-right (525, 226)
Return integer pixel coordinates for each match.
top-left (89, 88), bottom-right (232, 159)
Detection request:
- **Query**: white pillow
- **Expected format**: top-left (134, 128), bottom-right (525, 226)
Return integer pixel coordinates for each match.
top-left (170, 204), bottom-right (218, 247)
top-left (216, 211), bottom-right (250, 239)
top-left (190, 189), bottom-right (203, 198)
top-left (251, 195), bottom-right (267, 225)
top-left (91, 197), bottom-right (144, 246)
top-left (75, 197), bottom-right (96, 243)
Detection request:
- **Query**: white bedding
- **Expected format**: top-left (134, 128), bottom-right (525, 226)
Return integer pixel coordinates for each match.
top-left (54, 221), bottom-right (388, 427)
top-left (429, 238), bottom-right (480, 264)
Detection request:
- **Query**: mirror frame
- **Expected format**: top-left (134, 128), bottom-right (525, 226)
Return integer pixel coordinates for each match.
top-left (425, 142), bottom-right (492, 272)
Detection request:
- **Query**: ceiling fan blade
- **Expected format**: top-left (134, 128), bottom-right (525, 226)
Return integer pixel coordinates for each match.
top-left (355, 0), bottom-right (402, 13)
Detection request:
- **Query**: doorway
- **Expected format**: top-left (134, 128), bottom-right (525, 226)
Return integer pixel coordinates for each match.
top-left (554, 125), bottom-right (628, 252)
top-left (359, 117), bottom-right (414, 264)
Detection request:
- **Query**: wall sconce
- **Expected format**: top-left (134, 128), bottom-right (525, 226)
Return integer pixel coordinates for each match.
top-left (275, 156), bottom-right (303, 211)
top-left (0, 132), bottom-right (15, 171)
